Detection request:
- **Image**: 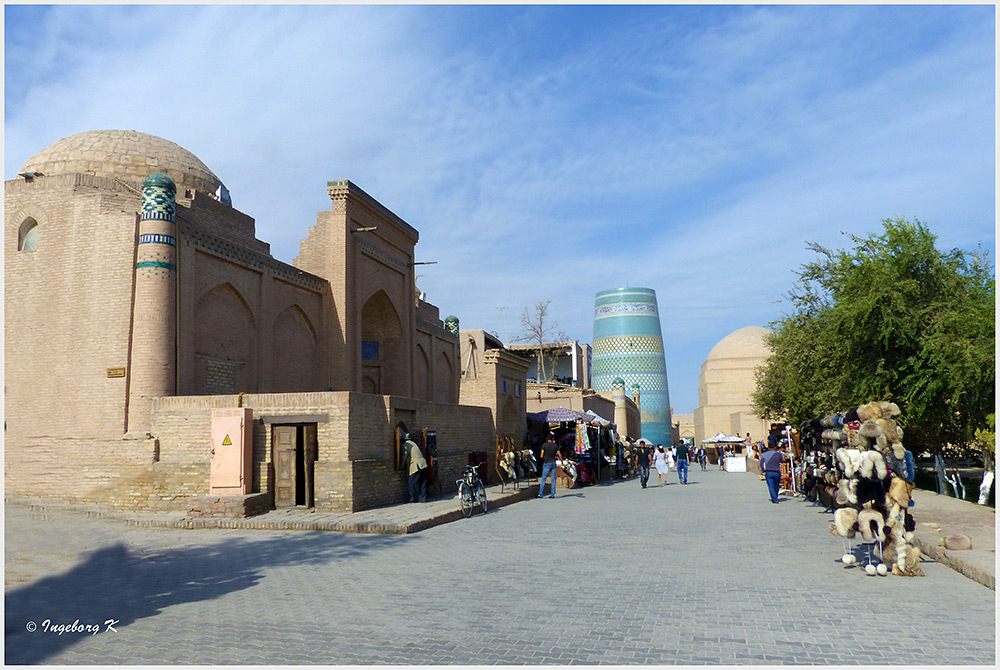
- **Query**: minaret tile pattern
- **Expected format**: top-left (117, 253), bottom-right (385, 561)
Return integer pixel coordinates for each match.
top-left (592, 287), bottom-right (672, 445)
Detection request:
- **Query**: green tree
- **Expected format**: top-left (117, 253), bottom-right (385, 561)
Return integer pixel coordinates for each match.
top-left (752, 217), bottom-right (995, 456)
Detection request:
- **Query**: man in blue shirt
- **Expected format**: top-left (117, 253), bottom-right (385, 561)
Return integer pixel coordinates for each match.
top-left (759, 441), bottom-right (785, 504)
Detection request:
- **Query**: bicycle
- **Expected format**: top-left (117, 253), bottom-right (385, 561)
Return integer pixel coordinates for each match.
top-left (457, 465), bottom-right (488, 517)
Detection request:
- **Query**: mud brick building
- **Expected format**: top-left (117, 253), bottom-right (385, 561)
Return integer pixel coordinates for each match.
top-left (5, 130), bottom-right (510, 513)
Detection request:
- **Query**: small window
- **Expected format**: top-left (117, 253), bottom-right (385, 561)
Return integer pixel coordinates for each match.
top-left (515, 383), bottom-right (521, 397)
top-left (501, 379), bottom-right (507, 394)
top-left (362, 341), bottom-right (379, 360)
top-left (18, 218), bottom-right (38, 251)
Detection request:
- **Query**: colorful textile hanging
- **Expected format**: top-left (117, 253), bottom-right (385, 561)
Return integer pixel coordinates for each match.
top-left (575, 421), bottom-right (590, 454)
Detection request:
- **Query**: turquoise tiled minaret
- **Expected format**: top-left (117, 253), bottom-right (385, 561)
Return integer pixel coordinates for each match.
top-left (127, 172), bottom-right (177, 433)
top-left (592, 287), bottom-right (672, 446)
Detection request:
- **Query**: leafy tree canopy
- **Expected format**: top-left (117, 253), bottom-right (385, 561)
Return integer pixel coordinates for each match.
top-left (752, 217), bottom-right (995, 455)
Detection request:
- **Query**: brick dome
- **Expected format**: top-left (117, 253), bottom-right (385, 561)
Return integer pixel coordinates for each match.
top-left (706, 325), bottom-right (771, 361)
top-left (20, 129), bottom-right (221, 194)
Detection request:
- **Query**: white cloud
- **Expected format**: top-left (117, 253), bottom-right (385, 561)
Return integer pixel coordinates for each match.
top-left (5, 5), bottom-right (993, 413)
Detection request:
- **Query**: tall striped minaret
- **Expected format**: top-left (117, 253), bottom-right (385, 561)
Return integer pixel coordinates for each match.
top-left (127, 172), bottom-right (177, 433)
top-left (592, 287), bottom-right (671, 446)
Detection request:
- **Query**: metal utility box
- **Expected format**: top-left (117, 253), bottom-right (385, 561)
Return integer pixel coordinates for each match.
top-left (210, 408), bottom-right (253, 495)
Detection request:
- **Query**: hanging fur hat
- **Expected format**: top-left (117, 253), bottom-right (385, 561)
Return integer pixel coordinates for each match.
top-left (881, 523), bottom-right (902, 564)
top-left (874, 418), bottom-right (903, 445)
top-left (823, 428), bottom-right (847, 443)
top-left (856, 402), bottom-right (884, 422)
top-left (858, 450), bottom-right (887, 479)
top-left (844, 424), bottom-right (867, 450)
top-left (877, 401), bottom-right (901, 418)
top-left (858, 421), bottom-right (884, 449)
top-left (892, 543), bottom-right (925, 577)
top-left (885, 501), bottom-right (903, 528)
top-left (887, 476), bottom-right (913, 508)
top-left (832, 507), bottom-right (859, 537)
top-left (835, 448), bottom-right (863, 478)
top-left (835, 478), bottom-right (858, 506)
top-left (855, 508), bottom-right (887, 543)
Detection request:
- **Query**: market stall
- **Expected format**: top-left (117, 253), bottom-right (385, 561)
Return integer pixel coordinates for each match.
top-left (701, 432), bottom-right (748, 469)
top-left (526, 408), bottom-right (620, 488)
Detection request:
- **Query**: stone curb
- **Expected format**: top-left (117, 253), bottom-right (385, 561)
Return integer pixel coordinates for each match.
top-left (910, 536), bottom-right (995, 591)
top-left (5, 484), bottom-right (542, 535)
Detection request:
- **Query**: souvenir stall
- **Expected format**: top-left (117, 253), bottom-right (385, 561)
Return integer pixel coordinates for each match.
top-left (701, 432), bottom-right (747, 470)
top-left (812, 400), bottom-right (924, 577)
top-left (582, 410), bottom-right (617, 482)
top-left (526, 408), bottom-right (612, 490)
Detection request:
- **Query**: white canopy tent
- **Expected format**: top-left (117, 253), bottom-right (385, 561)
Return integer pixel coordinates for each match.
top-left (701, 432), bottom-right (746, 444)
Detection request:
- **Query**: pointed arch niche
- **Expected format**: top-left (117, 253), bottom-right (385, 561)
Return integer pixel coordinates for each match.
top-left (194, 283), bottom-right (257, 394)
top-left (272, 305), bottom-right (320, 392)
top-left (360, 290), bottom-right (405, 396)
top-left (415, 343), bottom-right (432, 401)
top-left (435, 350), bottom-right (454, 403)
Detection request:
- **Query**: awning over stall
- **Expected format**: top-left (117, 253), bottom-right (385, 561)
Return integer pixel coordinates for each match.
top-left (702, 432), bottom-right (746, 444)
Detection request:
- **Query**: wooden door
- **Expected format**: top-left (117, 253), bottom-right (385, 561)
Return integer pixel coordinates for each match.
top-left (303, 424), bottom-right (318, 508)
top-left (273, 425), bottom-right (297, 508)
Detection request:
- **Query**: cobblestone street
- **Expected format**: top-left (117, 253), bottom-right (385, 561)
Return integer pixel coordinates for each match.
top-left (5, 468), bottom-right (995, 665)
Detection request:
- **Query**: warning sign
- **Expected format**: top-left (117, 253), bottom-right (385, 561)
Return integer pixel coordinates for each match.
top-left (222, 434), bottom-right (232, 446)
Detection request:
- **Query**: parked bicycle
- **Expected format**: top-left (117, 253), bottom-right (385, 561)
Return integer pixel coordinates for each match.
top-left (457, 465), bottom-right (488, 517)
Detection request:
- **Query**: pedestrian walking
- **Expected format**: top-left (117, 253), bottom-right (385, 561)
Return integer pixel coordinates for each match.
top-left (675, 441), bottom-right (689, 484)
top-left (399, 432), bottom-right (428, 503)
top-left (699, 446), bottom-right (708, 471)
top-left (759, 440), bottom-right (785, 503)
top-left (537, 432), bottom-right (559, 499)
top-left (666, 445), bottom-right (676, 472)
top-left (635, 440), bottom-right (653, 489)
top-left (653, 445), bottom-right (669, 485)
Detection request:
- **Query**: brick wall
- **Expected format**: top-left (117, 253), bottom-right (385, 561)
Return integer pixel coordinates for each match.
top-left (5, 177), bottom-right (136, 441)
top-left (5, 371), bottom-right (485, 516)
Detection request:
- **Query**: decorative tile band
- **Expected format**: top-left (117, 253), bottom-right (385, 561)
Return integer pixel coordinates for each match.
top-left (594, 303), bottom-right (658, 318)
top-left (141, 185), bottom-right (176, 223)
top-left (136, 260), bottom-right (176, 271)
top-left (139, 233), bottom-right (176, 246)
top-left (593, 335), bottom-right (664, 356)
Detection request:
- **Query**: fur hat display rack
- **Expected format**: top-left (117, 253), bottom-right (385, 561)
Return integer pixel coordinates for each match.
top-left (812, 401), bottom-right (925, 577)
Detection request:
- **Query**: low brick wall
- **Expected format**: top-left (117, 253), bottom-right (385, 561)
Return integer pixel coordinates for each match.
top-left (5, 391), bottom-right (494, 514)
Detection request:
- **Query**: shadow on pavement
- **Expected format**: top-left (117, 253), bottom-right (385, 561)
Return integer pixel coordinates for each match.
top-left (4, 531), bottom-right (409, 664)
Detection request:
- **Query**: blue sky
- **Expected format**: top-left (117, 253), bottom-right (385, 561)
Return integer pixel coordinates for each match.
top-left (5, 4), bottom-right (995, 415)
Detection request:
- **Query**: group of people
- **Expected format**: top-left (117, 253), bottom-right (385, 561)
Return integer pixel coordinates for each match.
top-left (633, 441), bottom-right (691, 488)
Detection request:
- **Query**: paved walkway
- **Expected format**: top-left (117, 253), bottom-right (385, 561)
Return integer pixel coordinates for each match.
top-left (5, 469), bottom-right (995, 665)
